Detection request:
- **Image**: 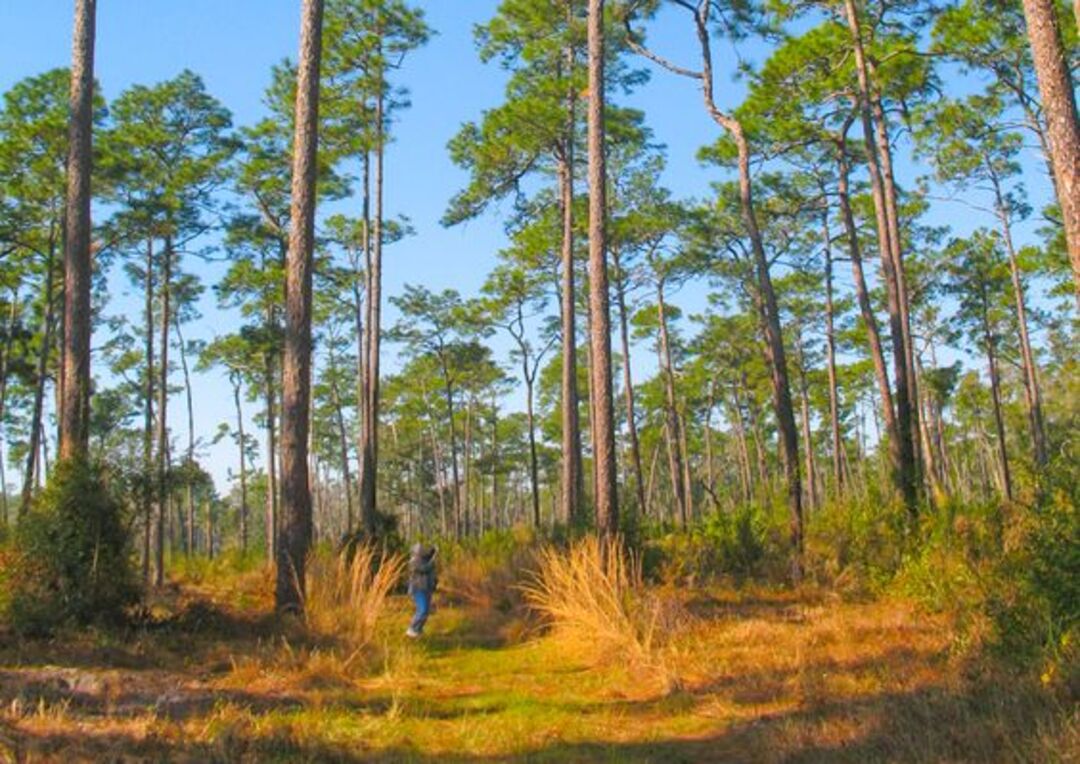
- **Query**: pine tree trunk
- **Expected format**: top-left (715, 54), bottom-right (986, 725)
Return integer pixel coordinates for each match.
top-left (587, 0), bottom-right (618, 539)
top-left (656, 278), bottom-right (687, 526)
top-left (0, 293), bottom-right (18, 526)
top-left (175, 315), bottom-right (196, 556)
top-left (1021, 0), bottom-right (1080, 303)
top-left (982, 305), bottom-right (1013, 502)
top-left (59, 0), bottom-right (96, 462)
top-left (524, 370), bottom-right (541, 528)
top-left (329, 349), bottom-right (353, 535)
top-left (843, 0), bottom-right (919, 519)
top-left (822, 210), bottom-right (844, 496)
top-left (21, 241), bottom-right (58, 515)
top-left (613, 249), bottom-right (647, 517)
top-left (233, 373), bottom-right (248, 552)
top-left (794, 331), bottom-right (818, 512)
top-left (559, 22), bottom-right (583, 528)
top-left (264, 353), bottom-right (278, 560)
top-left (991, 177), bottom-right (1048, 466)
top-left (360, 27), bottom-right (386, 535)
top-left (154, 238), bottom-right (172, 587)
top-left (728, 385), bottom-right (753, 503)
top-left (277, 0), bottom-right (324, 614)
top-left (142, 240), bottom-right (154, 581)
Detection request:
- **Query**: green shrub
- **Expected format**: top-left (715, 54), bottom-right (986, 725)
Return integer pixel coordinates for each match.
top-left (989, 465), bottom-right (1080, 685)
top-left (7, 459), bottom-right (140, 634)
top-left (645, 505), bottom-right (780, 585)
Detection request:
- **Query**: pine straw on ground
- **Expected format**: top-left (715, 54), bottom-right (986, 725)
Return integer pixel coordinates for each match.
top-left (0, 569), bottom-right (1074, 763)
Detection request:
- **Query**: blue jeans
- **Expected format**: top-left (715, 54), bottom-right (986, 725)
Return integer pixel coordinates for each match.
top-left (410, 590), bottom-right (431, 634)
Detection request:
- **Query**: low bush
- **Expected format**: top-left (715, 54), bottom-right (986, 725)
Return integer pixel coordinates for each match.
top-left (6, 459), bottom-right (139, 634)
top-left (644, 504), bottom-right (785, 586)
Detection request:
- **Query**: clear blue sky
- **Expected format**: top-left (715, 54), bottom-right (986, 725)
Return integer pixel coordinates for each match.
top-left (0, 2), bottom-right (1055, 493)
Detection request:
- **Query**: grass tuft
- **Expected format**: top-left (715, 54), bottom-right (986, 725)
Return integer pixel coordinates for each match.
top-left (303, 543), bottom-right (405, 656)
top-left (523, 536), bottom-right (685, 693)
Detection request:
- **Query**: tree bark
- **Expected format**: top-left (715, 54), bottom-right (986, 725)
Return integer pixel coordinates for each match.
top-left (587, 0), bottom-right (618, 539)
top-left (794, 328), bottom-right (818, 512)
top-left (21, 240), bottom-right (58, 515)
top-left (0, 293), bottom-right (19, 526)
top-left (822, 208), bottom-right (844, 496)
top-left (141, 240), bottom-right (154, 581)
top-left (277, 0), bottom-right (324, 614)
top-left (524, 361), bottom-right (542, 528)
top-left (990, 175), bottom-right (1048, 466)
top-left (558, 17), bottom-right (583, 528)
top-left (232, 372), bottom-right (248, 552)
top-left (1021, 0), bottom-right (1080, 303)
top-left (981, 293), bottom-right (1013, 502)
top-left (840, 4), bottom-right (919, 516)
top-left (59, 0), bottom-right (96, 462)
top-left (154, 237), bottom-right (172, 587)
top-left (328, 347), bottom-right (353, 535)
top-left (655, 278), bottom-right (687, 526)
top-left (613, 248), bottom-right (647, 518)
top-left (175, 314), bottom-right (196, 555)
top-left (360, 25), bottom-right (385, 535)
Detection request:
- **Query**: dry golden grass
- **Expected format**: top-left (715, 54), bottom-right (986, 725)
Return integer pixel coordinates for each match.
top-left (303, 543), bottom-right (406, 655)
top-left (523, 536), bottom-right (686, 692)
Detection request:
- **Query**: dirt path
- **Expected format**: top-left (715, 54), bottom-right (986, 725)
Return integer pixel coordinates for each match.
top-left (0, 583), bottom-right (1069, 762)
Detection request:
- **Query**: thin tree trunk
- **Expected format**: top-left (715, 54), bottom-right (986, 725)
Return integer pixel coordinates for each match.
top-left (843, 0), bottom-right (919, 517)
top-left (354, 152), bottom-right (368, 533)
top-left (463, 397), bottom-right (473, 537)
top-left (141, 239), bottom-right (154, 581)
top-left (439, 357), bottom-right (463, 538)
top-left (980, 287), bottom-right (1013, 502)
top-left (822, 209), bottom-right (844, 496)
top-left (174, 314), bottom-right (197, 556)
top-left (154, 237), bottom-right (172, 586)
top-left (656, 279), bottom-right (687, 526)
top-left (728, 385), bottom-right (753, 503)
top-left (613, 249), bottom-right (647, 517)
top-left (1021, 0), bottom-right (1080, 304)
top-left (277, 0), bottom-right (324, 614)
top-left (233, 373), bottom-right (248, 552)
top-left (992, 176), bottom-right (1048, 466)
top-left (794, 330), bottom-right (818, 512)
top-left (22, 238), bottom-right (58, 514)
top-left (558, 19), bottom-right (583, 528)
top-left (0, 293), bottom-right (18, 525)
top-left (704, 383), bottom-right (717, 508)
top-left (328, 348), bottom-right (354, 535)
top-left (59, 0), bottom-right (96, 462)
top-left (360, 26), bottom-right (385, 535)
top-left (679, 408), bottom-right (694, 521)
top-left (525, 371), bottom-right (541, 528)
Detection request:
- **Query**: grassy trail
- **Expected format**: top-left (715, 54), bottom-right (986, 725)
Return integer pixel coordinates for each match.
top-left (0, 573), bottom-right (1073, 762)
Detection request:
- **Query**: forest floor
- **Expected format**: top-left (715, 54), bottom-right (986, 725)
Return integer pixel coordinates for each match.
top-left (0, 564), bottom-right (1075, 763)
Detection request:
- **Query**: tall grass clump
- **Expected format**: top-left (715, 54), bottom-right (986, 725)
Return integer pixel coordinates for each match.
top-left (304, 543), bottom-right (406, 653)
top-left (6, 459), bottom-right (139, 634)
top-left (523, 536), bottom-right (683, 689)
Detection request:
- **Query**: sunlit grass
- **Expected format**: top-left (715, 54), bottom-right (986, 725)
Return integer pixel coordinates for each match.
top-left (1, 555), bottom-right (1075, 762)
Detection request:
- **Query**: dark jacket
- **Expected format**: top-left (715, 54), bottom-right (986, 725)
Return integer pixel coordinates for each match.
top-left (408, 545), bottom-right (437, 595)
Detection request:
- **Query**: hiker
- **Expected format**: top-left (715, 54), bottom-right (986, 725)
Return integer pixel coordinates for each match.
top-left (406, 543), bottom-right (438, 638)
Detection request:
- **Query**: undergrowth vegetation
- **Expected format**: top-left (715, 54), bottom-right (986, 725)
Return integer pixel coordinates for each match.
top-left (523, 536), bottom-right (686, 692)
top-left (3, 460), bottom-right (139, 635)
top-left (304, 543), bottom-right (406, 654)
